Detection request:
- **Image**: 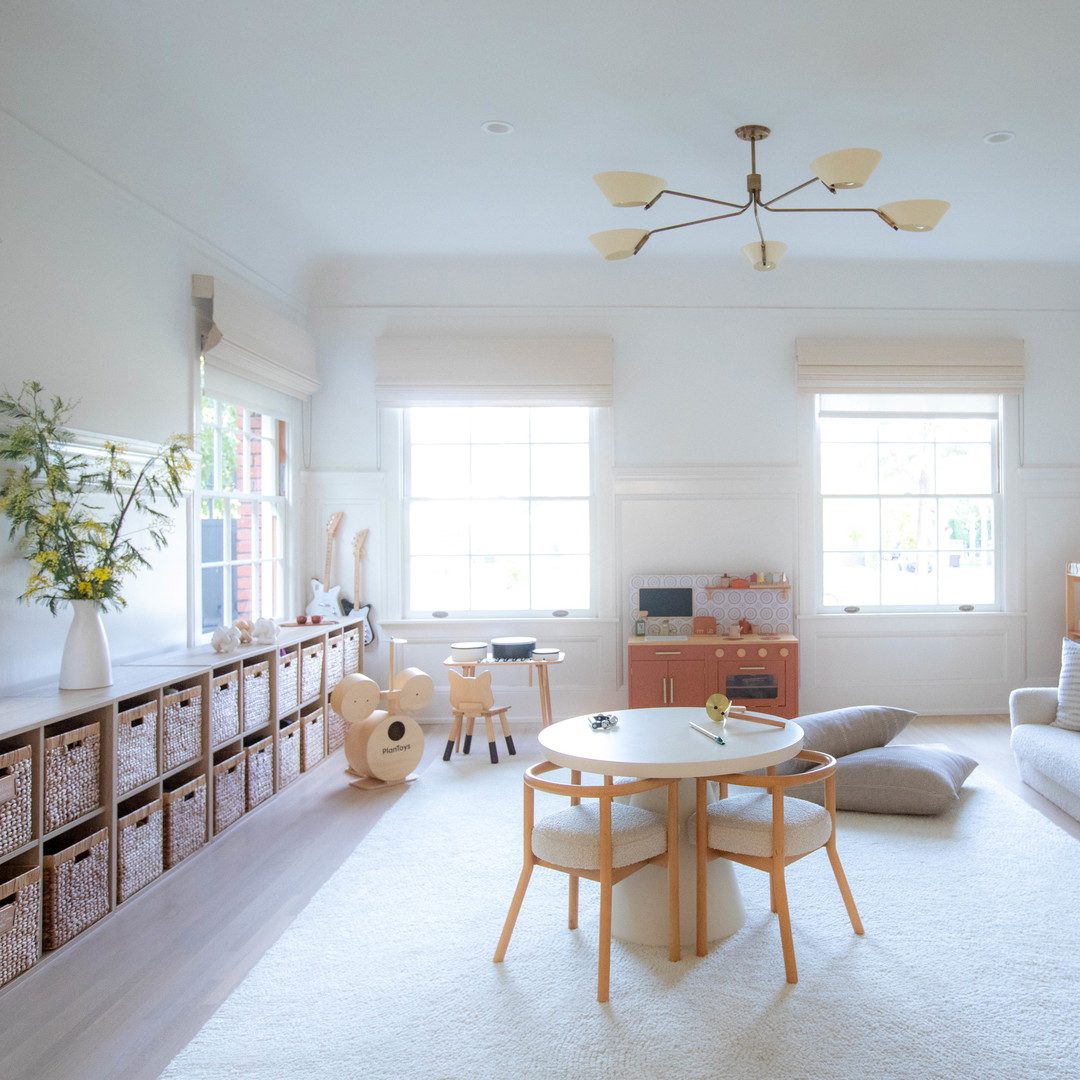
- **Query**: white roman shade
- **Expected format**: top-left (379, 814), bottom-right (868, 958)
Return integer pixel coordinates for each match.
top-left (374, 337), bottom-right (614, 406)
top-left (796, 338), bottom-right (1024, 394)
top-left (193, 275), bottom-right (320, 400)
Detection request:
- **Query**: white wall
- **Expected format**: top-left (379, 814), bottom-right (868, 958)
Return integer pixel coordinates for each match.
top-left (0, 112), bottom-right (305, 691)
top-left (305, 253), bottom-right (1080, 717)
top-left (4, 102), bottom-right (1078, 717)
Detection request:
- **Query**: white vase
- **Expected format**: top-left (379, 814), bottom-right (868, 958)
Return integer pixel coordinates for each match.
top-left (59, 600), bottom-right (113, 690)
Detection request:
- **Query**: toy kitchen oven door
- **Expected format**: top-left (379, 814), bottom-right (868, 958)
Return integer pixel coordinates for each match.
top-left (713, 644), bottom-right (797, 718)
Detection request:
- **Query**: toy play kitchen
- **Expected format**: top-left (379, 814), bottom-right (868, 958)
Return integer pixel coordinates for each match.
top-left (627, 572), bottom-right (798, 717)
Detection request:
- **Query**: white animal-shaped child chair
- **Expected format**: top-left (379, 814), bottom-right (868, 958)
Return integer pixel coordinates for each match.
top-left (445, 670), bottom-right (515, 764)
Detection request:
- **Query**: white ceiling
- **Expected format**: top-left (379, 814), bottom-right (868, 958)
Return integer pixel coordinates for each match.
top-left (3, 0), bottom-right (1079, 291)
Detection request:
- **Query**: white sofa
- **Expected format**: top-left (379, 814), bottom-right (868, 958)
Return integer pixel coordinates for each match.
top-left (1009, 687), bottom-right (1080, 822)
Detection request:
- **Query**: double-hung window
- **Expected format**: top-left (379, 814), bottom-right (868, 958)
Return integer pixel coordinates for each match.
top-left (816, 393), bottom-right (1001, 612)
top-left (198, 394), bottom-right (289, 632)
top-left (402, 405), bottom-right (595, 617)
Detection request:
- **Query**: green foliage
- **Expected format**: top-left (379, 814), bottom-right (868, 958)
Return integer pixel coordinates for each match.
top-left (0, 381), bottom-right (193, 613)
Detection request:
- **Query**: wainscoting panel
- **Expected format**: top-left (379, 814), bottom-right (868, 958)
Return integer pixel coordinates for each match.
top-left (798, 615), bottom-right (1025, 715)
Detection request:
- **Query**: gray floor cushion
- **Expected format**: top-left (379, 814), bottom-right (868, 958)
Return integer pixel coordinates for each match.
top-left (777, 705), bottom-right (917, 775)
top-left (790, 744), bottom-right (978, 815)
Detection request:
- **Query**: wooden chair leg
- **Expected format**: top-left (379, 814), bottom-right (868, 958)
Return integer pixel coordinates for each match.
top-left (771, 863), bottom-right (798, 984)
top-left (695, 778), bottom-right (708, 957)
top-left (484, 711), bottom-right (498, 763)
top-left (826, 839), bottom-right (865, 935)
top-left (667, 780), bottom-right (680, 963)
top-left (496, 708), bottom-right (516, 756)
top-left (493, 864), bottom-right (534, 962)
top-left (597, 878), bottom-right (612, 1003)
top-left (443, 712), bottom-right (463, 761)
top-left (568, 874), bottom-right (579, 930)
top-left (462, 715), bottom-right (475, 755)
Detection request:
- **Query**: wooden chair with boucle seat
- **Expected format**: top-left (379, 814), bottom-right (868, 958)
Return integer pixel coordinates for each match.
top-left (494, 761), bottom-right (681, 1002)
top-left (692, 749), bottom-right (864, 983)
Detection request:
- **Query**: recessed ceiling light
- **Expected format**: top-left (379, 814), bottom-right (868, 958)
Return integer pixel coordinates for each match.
top-left (983, 131), bottom-right (1015, 144)
top-left (481, 120), bottom-right (514, 135)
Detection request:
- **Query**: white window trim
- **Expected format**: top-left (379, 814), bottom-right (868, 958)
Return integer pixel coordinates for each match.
top-left (798, 391), bottom-right (1021, 618)
top-left (379, 405), bottom-right (614, 623)
top-left (190, 371), bottom-right (302, 642)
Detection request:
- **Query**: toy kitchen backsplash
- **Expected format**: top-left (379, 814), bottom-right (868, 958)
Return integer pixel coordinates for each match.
top-left (629, 573), bottom-right (792, 636)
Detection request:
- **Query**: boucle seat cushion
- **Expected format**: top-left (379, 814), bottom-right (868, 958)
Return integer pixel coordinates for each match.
top-left (689, 793), bottom-right (833, 858)
top-left (531, 802), bottom-right (667, 869)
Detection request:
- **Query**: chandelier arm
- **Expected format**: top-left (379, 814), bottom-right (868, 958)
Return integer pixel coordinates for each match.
top-left (759, 203), bottom-right (900, 230)
top-left (642, 205), bottom-right (752, 238)
top-left (761, 177), bottom-right (830, 207)
top-left (753, 202), bottom-right (766, 246)
top-left (646, 189), bottom-right (748, 211)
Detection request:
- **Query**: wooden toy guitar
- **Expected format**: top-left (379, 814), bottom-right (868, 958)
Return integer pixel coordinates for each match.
top-left (339, 528), bottom-right (376, 645)
top-left (306, 511), bottom-right (344, 618)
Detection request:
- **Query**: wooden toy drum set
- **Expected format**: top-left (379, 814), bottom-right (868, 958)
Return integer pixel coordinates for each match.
top-left (329, 638), bottom-right (434, 790)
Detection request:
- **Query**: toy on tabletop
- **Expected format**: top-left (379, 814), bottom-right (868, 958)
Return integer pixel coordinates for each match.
top-left (705, 692), bottom-right (787, 729)
top-left (328, 637), bottom-right (434, 790)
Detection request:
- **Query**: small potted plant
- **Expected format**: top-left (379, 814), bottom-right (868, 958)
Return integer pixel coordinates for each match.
top-left (0, 381), bottom-right (192, 689)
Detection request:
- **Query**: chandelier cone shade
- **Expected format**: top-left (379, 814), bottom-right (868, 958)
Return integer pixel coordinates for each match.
top-left (741, 240), bottom-right (788, 271)
top-left (589, 228), bottom-right (649, 260)
top-left (810, 148), bottom-right (882, 189)
top-left (877, 199), bottom-right (951, 231)
top-left (593, 171), bottom-right (667, 208)
top-left (590, 125), bottom-right (948, 269)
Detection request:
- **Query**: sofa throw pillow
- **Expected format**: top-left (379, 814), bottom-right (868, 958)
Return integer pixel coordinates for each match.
top-left (790, 744), bottom-right (978, 815)
top-left (1054, 636), bottom-right (1080, 732)
top-left (775, 705), bottom-right (917, 774)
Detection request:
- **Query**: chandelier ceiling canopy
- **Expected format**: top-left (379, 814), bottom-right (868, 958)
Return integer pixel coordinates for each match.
top-left (589, 125), bottom-right (950, 271)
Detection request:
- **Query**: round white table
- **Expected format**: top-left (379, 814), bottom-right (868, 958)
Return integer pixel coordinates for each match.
top-left (537, 706), bottom-right (803, 947)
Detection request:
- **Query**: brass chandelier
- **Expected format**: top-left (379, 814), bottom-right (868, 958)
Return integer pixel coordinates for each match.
top-left (589, 124), bottom-right (949, 270)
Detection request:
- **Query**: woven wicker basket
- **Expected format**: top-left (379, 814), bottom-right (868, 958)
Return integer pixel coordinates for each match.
top-left (213, 751), bottom-right (246, 834)
top-left (326, 635), bottom-right (345, 688)
top-left (0, 745), bottom-right (33, 856)
top-left (245, 736), bottom-right (275, 809)
top-left (162, 685), bottom-right (202, 772)
top-left (43, 827), bottom-right (110, 950)
top-left (301, 707), bottom-right (326, 771)
top-left (343, 628), bottom-right (361, 675)
top-left (277, 719), bottom-right (301, 788)
top-left (117, 798), bottom-right (163, 902)
top-left (327, 705), bottom-right (347, 753)
top-left (43, 725), bottom-right (99, 835)
top-left (300, 642), bottom-right (324, 703)
top-left (277, 651), bottom-right (299, 716)
top-left (117, 702), bottom-right (158, 796)
top-left (0, 867), bottom-right (40, 987)
top-left (243, 661), bottom-right (271, 731)
top-left (210, 670), bottom-right (240, 745)
top-left (163, 775), bottom-right (207, 867)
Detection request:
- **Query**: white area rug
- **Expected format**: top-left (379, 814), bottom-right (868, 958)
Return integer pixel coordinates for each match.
top-left (161, 749), bottom-right (1080, 1080)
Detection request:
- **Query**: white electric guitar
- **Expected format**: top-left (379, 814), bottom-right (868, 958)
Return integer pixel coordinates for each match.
top-left (306, 512), bottom-right (344, 618)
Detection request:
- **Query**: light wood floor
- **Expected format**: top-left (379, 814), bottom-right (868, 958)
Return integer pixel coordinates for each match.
top-left (0, 714), bottom-right (1074, 1080)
